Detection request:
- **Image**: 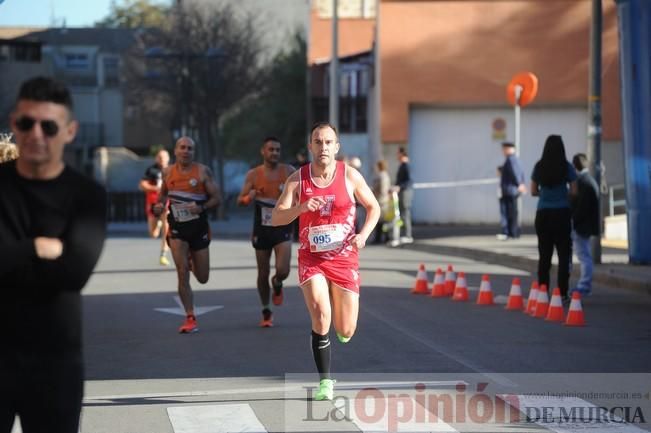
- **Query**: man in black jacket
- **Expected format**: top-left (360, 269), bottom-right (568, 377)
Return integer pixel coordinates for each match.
top-left (0, 77), bottom-right (107, 433)
top-left (497, 142), bottom-right (527, 240)
top-left (570, 153), bottom-right (599, 296)
top-left (391, 147), bottom-right (413, 246)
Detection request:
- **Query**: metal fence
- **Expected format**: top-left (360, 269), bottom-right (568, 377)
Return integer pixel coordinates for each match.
top-left (108, 191), bottom-right (147, 222)
top-left (107, 191), bottom-right (224, 222)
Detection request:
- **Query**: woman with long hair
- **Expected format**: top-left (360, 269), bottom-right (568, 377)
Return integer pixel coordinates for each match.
top-left (531, 135), bottom-right (578, 302)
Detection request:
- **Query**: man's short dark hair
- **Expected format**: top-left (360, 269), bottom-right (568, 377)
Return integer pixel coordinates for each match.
top-left (398, 147), bottom-right (407, 156)
top-left (263, 136), bottom-right (280, 145)
top-left (572, 153), bottom-right (588, 171)
top-left (310, 121), bottom-right (338, 138)
top-left (16, 76), bottom-right (73, 112)
top-left (502, 142), bottom-right (515, 148)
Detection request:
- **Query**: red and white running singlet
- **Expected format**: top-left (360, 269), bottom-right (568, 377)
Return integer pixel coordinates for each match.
top-left (298, 161), bottom-right (360, 293)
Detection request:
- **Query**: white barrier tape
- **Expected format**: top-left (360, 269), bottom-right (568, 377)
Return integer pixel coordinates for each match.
top-left (413, 178), bottom-right (499, 189)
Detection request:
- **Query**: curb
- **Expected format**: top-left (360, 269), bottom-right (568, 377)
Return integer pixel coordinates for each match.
top-left (402, 242), bottom-right (651, 295)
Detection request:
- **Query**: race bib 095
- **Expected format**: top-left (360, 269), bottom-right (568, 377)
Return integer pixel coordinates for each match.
top-left (308, 224), bottom-right (346, 252)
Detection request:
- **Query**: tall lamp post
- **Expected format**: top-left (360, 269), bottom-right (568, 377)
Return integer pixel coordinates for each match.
top-left (587, 0), bottom-right (602, 264)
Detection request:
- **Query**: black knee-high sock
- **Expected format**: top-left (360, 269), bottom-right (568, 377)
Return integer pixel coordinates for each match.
top-left (311, 331), bottom-right (331, 380)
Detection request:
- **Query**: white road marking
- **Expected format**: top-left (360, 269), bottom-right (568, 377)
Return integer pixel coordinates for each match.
top-left (10, 417), bottom-right (81, 433)
top-left (167, 403), bottom-right (267, 433)
top-left (503, 395), bottom-right (650, 433)
top-left (10, 417), bottom-right (21, 433)
top-left (84, 381), bottom-right (464, 403)
top-left (154, 296), bottom-right (223, 316)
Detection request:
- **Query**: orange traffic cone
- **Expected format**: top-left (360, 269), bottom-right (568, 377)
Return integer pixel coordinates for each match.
top-left (545, 287), bottom-right (565, 322)
top-left (565, 291), bottom-right (586, 327)
top-left (411, 263), bottom-right (430, 294)
top-left (431, 268), bottom-right (446, 297)
top-left (444, 265), bottom-right (456, 296)
top-left (452, 272), bottom-right (469, 301)
top-left (534, 286), bottom-right (550, 318)
top-left (476, 275), bottom-right (494, 305)
top-left (505, 277), bottom-right (524, 310)
top-left (525, 281), bottom-right (539, 315)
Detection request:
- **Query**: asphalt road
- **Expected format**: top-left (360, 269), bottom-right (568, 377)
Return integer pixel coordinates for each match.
top-left (12, 236), bottom-right (651, 433)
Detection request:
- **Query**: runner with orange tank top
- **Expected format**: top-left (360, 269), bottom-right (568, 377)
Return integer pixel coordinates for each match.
top-left (238, 137), bottom-right (295, 327)
top-left (153, 137), bottom-right (221, 334)
top-left (271, 122), bottom-right (380, 401)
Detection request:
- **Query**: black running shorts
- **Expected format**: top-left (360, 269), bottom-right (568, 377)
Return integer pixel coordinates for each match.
top-left (168, 218), bottom-right (211, 251)
top-left (252, 225), bottom-right (292, 250)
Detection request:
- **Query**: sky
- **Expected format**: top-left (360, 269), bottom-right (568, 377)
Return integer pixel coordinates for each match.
top-left (0, 0), bottom-right (122, 27)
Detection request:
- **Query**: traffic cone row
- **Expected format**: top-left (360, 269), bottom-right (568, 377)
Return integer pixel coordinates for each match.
top-left (451, 272), bottom-right (469, 301)
top-left (505, 278), bottom-right (523, 310)
top-left (410, 264), bottom-right (586, 326)
top-left (524, 281), bottom-right (539, 315)
top-left (565, 291), bottom-right (586, 326)
top-left (411, 263), bottom-right (430, 294)
top-left (533, 286), bottom-right (549, 318)
top-left (444, 265), bottom-right (456, 296)
top-left (431, 268), bottom-right (446, 297)
top-left (545, 288), bottom-right (564, 322)
top-left (476, 275), bottom-right (494, 305)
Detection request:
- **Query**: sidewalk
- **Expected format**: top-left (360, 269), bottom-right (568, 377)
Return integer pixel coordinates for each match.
top-left (407, 225), bottom-right (651, 295)
top-left (108, 216), bottom-right (651, 294)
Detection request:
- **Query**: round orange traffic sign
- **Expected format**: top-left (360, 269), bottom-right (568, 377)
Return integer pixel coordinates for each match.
top-left (507, 72), bottom-right (539, 107)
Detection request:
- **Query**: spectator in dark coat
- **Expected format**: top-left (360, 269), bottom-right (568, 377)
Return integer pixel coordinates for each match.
top-left (570, 153), bottom-right (600, 296)
top-left (497, 142), bottom-right (527, 240)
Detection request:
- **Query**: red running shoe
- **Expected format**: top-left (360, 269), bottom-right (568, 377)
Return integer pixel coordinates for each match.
top-left (259, 308), bottom-right (273, 328)
top-left (179, 315), bottom-right (198, 333)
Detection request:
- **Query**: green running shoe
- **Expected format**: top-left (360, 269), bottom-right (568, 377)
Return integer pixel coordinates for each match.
top-left (336, 333), bottom-right (351, 343)
top-left (314, 378), bottom-right (335, 401)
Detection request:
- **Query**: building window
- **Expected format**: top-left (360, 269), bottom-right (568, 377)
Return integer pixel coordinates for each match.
top-left (0, 44), bottom-right (9, 61)
top-left (103, 56), bottom-right (119, 75)
top-left (103, 56), bottom-right (120, 85)
top-left (1, 43), bottom-right (41, 62)
top-left (65, 53), bottom-right (90, 70)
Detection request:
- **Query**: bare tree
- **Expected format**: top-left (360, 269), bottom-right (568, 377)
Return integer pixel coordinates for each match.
top-left (123, 1), bottom-right (266, 191)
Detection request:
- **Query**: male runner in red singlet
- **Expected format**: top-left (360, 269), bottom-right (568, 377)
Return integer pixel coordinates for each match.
top-left (237, 137), bottom-right (295, 327)
top-left (271, 122), bottom-right (380, 400)
top-left (153, 137), bottom-right (221, 334)
top-left (139, 149), bottom-right (171, 265)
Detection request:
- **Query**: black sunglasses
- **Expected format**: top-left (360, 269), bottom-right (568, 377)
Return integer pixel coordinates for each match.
top-left (14, 116), bottom-right (60, 137)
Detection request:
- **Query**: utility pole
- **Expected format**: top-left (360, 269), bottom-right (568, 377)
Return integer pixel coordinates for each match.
top-left (370, 0), bottom-right (382, 169)
top-left (514, 85), bottom-right (523, 229)
top-left (587, 0), bottom-right (602, 264)
top-left (329, 0), bottom-right (339, 130)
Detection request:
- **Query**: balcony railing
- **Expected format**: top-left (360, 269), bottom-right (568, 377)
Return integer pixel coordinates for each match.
top-left (311, 96), bottom-right (367, 133)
